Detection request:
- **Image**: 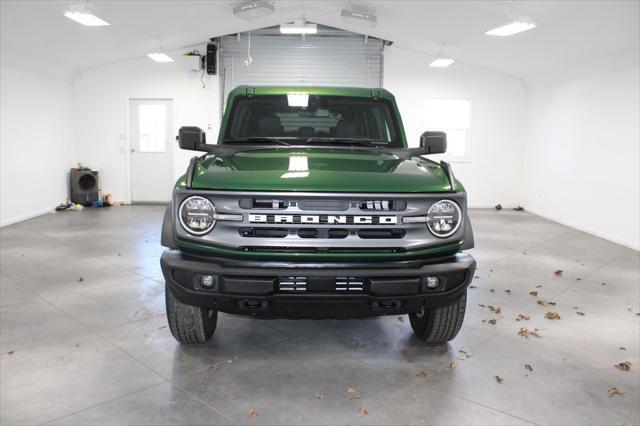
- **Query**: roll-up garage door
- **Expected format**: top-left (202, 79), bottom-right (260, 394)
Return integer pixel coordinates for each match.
top-left (218, 25), bottom-right (386, 112)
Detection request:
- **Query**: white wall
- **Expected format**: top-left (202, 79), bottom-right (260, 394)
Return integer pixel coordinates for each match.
top-left (522, 67), bottom-right (640, 250)
top-left (0, 66), bottom-right (75, 226)
top-left (73, 47), bottom-right (218, 203)
top-left (384, 46), bottom-right (527, 208)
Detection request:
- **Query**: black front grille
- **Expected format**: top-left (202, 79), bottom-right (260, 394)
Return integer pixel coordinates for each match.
top-left (357, 229), bottom-right (406, 239)
top-left (241, 246), bottom-right (406, 254)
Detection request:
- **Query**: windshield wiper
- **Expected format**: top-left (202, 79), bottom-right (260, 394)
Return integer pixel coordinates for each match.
top-left (224, 137), bottom-right (291, 146)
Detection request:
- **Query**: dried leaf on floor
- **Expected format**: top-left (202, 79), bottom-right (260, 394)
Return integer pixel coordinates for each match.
top-left (572, 306), bottom-right (579, 310)
top-left (627, 308), bottom-right (640, 317)
top-left (469, 285), bottom-right (477, 289)
top-left (397, 316), bottom-right (405, 323)
top-left (516, 314), bottom-right (530, 321)
top-left (620, 347), bottom-right (627, 351)
top-left (495, 376), bottom-right (504, 384)
top-left (576, 311), bottom-right (585, 316)
top-left (358, 407), bottom-right (369, 415)
top-left (524, 364), bottom-right (533, 372)
top-left (449, 362), bottom-right (456, 369)
top-left (490, 289), bottom-right (495, 293)
top-left (536, 285), bottom-right (543, 288)
top-left (529, 291), bottom-right (538, 297)
top-left (518, 327), bottom-right (541, 338)
top-left (315, 392), bottom-right (325, 400)
top-left (514, 206), bottom-right (525, 212)
top-left (608, 387), bottom-right (625, 397)
top-left (248, 409), bottom-right (259, 418)
top-left (433, 345), bottom-right (448, 353)
top-left (545, 311), bottom-right (561, 320)
top-left (488, 319), bottom-right (497, 325)
top-left (615, 362), bottom-right (631, 371)
top-left (345, 387), bottom-right (361, 400)
top-left (495, 204), bottom-right (502, 210)
top-left (601, 282), bottom-right (606, 286)
top-left (416, 371), bottom-right (428, 379)
top-left (504, 289), bottom-right (511, 294)
top-left (7, 351), bottom-right (14, 355)
top-left (554, 269), bottom-right (563, 276)
top-left (537, 299), bottom-right (556, 306)
top-left (78, 277), bottom-right (84, 282)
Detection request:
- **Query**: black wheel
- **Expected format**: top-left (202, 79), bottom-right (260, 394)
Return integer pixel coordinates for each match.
top-left (165, 285), bottom-right (217, 344)
top-left (409, 291), bottom-right (467, 343)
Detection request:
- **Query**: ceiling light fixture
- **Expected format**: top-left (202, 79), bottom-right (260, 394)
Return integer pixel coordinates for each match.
top-left (147, 53), bottom-right (174, 63)
top-left (280, 19), bottom-right (317, 35)
top-left (429, 58), bottom-right (455, 68)
top-left (233, 0), bottom-right (275, 20)
top-left (63, 4), bottom-right (110, 26)
top-left (485, 19), bottom-right (536, 36)
top-left (341, 9), bottom-right (377, 28)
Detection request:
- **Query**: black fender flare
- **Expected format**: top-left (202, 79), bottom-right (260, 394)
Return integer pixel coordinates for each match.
top-left (461, 215), bottom-right (475, 250)
top-left (160, 200), bottom-right (177, 249)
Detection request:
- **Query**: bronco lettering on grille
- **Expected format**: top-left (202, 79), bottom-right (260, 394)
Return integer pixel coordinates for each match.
top-left (248, 214), bottom-right (398, 225)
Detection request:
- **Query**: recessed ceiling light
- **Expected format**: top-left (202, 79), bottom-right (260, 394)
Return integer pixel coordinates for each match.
top-left (485, 20), bottom-right (536, 37)
top-left (147, 53), bottom-right (174, 63)
top-left (233, 0), bottom-right (275, 20)
top-left (429, 58), bottom-right (454, 68)
top-left (63, 5), bottom-right (110, 26)
top-left (280, 20), bottom-right (317, 35)
top-left (341, 9), bottom-right (377, 28)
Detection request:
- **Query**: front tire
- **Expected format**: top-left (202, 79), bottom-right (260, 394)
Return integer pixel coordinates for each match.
top-left (165, 285), bottom-right (217, 344)
top-left (409, 291), bottom-right (467, 343)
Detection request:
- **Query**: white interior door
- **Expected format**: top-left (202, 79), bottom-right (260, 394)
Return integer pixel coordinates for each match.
top-left (129, 99), bottom-right (173, 203)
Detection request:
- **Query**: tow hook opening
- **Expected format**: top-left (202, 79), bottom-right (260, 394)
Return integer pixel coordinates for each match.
top-left (373, 300), bottom-right (401, 310)
top-left (239, 299), bottom-right (268, 310)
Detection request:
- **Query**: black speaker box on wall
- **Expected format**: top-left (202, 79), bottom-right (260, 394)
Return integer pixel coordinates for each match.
top-left (70, 169), bottom-right (99, 205)
top-left (206, 43), bottom-right (217, 75)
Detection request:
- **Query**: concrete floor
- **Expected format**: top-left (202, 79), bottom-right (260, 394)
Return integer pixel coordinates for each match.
top-left (0, 206), bottom-right (638, 425)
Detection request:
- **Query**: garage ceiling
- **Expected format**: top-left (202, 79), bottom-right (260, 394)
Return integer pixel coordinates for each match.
top-left (1, 0), bottom-right (638, 82)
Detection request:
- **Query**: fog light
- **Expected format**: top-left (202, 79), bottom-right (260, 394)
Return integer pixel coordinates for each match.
top-left (425, 276), bottom-right (440, 289)
top-left (200, 275), bottom-right (215, 289)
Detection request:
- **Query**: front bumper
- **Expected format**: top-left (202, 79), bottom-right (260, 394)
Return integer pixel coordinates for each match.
top-left (160, 250), bottom-right (476, 319)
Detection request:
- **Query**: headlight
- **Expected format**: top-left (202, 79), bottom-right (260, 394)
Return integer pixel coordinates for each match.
top-left (179, 196), bottom-right (216, 235)
top-left (427, 200), bottom-right (462, 238)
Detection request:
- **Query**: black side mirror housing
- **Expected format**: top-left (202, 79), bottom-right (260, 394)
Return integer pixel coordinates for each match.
top-left (419, 131), bottom-right (447, 154)
top-left (178, 126), bottom-right (207, 151)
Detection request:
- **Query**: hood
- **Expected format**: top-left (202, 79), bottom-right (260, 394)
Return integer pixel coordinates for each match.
top-left (190, 147), bottom-right (453, 193)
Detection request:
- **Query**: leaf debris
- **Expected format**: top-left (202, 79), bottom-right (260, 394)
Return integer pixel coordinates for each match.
top-left (346, 387), bottom-right (361, 400)
top-left (495, 376), bottom-right (504, 384)
top-left (248, 409), bottom-right (259, 418)
top-left (516, 314), bottom-right (530, 321)
top-left (529, 291), bottom-right (538, 297)
top-left (416, 371), bottom-right (428, 379)
top-left (576, 311), bottom-right (585, 316)
top-left (608, 387), bottom-right (625, 397)
top-left (615, 362), bottom-right (631, 371)
top-left (78, 277), bottom-right (84, 282)
top-left (545, 311), bottom-right (561, 320)
top-left (449, 362), bottom-right (456, 369)
top-left (537, 299), bottom-right (556, 306)
top-left (518, 327), bottom-right (541, 338)
top-left (524, 364), bottom-right (533, 372)
top-left (358, 407), bottom-right (369, 415)
top-left (554, 269), bottom-right (563, 276)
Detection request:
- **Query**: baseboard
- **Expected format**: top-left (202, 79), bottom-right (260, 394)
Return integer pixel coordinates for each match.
top-left (0, 206), bottom-right (56, 228)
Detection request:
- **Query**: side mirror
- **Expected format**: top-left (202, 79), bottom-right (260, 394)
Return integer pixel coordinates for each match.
top-left (419, 131), bottom-right (447, 154)
top-left (178, 126), bottom-right (206, 151)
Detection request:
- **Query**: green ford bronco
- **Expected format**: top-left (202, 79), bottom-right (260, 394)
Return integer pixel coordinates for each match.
top-left (160, 86), bottom-right (475, 344)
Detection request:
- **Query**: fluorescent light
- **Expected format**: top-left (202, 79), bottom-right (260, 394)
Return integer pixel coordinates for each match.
top-left (147, 53), bottom-right (174, 63)
top-left (341, 9), bottom-right (377, 28)
top-left (280, 20), bottom-right (317, 34)
top-left (233, 1), bottom-right (275, 20)
top-left (485, 20), bottom-right (536, 36)
top-left (63, 8), bottom-right (110, 26)
top-left (429, 58), bottom-right (455, 68)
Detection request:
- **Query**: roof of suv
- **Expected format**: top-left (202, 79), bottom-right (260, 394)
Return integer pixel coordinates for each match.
top-left (228, 86), bottom-right (395, 99)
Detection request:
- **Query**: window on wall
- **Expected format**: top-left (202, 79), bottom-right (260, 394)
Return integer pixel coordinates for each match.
top-left (424, 99), bottom-right (471, 162)
top-left (138, 104), bottom-right (167, 153)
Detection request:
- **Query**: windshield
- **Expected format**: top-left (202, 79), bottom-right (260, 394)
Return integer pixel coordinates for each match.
top-left (224, 94), bottom-right (403, 148)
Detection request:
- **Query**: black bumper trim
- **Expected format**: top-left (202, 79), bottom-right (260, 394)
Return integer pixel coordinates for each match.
top-left (160, 250), bottom-right (476, 319)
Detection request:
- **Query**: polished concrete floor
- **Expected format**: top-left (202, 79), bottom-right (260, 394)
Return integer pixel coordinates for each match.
top-left (1, 206), bottom-right (638, 425)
